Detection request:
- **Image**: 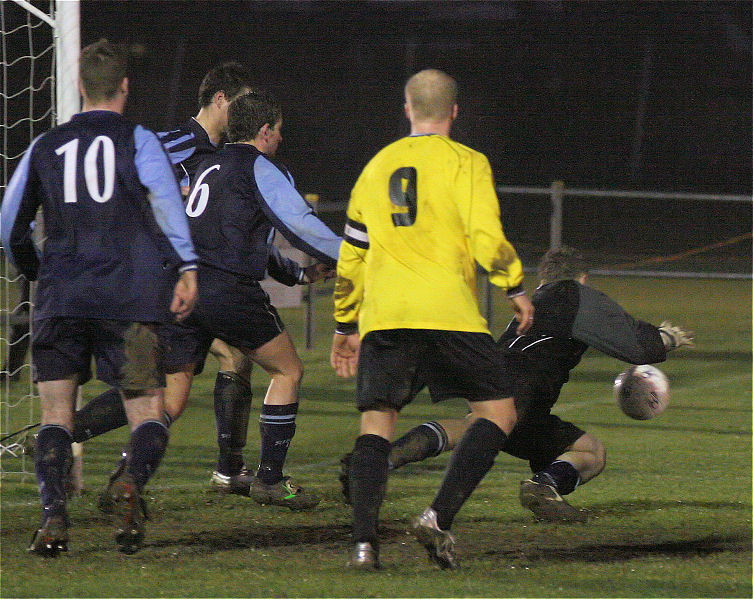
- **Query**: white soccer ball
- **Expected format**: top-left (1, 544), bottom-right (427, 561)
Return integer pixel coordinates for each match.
top-left (613, 364), bottom-right (670, 420)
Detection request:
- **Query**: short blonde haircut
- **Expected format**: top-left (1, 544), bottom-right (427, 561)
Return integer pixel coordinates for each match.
top-left (404, 69), bottom-right (457, 121)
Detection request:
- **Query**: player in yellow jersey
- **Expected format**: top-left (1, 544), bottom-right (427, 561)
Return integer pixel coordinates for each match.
top-left (330, 68), bottom-right (535, 570)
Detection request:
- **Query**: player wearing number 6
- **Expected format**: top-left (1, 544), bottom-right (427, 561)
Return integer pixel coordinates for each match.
top-left (0, 40), bottom-right (198, 555)
top-left (331, 69), bottom-right (534, 569)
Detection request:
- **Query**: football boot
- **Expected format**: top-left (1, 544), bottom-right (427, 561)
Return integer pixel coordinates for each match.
top-left (519, 478), bottom-right (588, 522)
top-left (347, 541), bottom-right (381, 570)
top-left (248, 475), bottom-right (320, 510)
top-left (28, 514), bottom-right (69, 558)
top-left (411, 507), bottom-right (458, 570)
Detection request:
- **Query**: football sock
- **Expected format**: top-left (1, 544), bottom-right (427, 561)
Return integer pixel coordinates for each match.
top-left (533, 460), bottom-right (581, 495)
top-left (350, 434), bottom-right (390, 547)
top-left (431, 418), bottom-right (507, 531)
top-left (71, 388), bottom-right (127, 442)
top-left (256, 402), bottom-right (298, 484)
top-left (389, 421), bottom-right (448, 470)
top-left (213, 371), bottom-right (252, 476)
top-left (35, 425), bottom-right (73, 524)
top-left (127, 420), bottom-right (169, 491)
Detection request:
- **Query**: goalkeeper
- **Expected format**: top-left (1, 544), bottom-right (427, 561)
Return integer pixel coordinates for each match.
top-left (340, 246), bottom-right (694, 522)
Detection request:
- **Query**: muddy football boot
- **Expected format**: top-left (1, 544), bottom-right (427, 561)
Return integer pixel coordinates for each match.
top-left (519, 479), bottom-right (588, 523)
top-left (28, 515), bottom-right (69, 558)
top-left (109, 472), bottom-right (148, 554)
top-left (248, 475), bottom-right (320, 510)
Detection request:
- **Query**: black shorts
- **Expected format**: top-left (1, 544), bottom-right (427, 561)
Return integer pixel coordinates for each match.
top-left (32, 318), bottom-right (164, 390)
top-left (355, 329), bottom-right (516, 412)
top-left (503, 358), bottom-right (586, 472)
top-left (161, 267), bottom-right (284, 375)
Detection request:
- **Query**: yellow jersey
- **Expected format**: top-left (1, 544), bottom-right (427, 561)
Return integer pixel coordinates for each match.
top-left (334, 134), bottom-right (524, 337)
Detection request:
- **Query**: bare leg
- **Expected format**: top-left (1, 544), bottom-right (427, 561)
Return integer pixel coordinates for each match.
top-left (248, 331), bottom-right (303, 406)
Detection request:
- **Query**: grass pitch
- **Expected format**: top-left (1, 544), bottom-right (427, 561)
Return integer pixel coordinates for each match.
top-left (1, 275), bottom-right (751, 598)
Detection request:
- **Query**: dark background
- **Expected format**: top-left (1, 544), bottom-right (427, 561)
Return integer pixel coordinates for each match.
top-left (75, 0), bottom-right (751, 200)
top-left (4, 0), bottom-right (752, 266)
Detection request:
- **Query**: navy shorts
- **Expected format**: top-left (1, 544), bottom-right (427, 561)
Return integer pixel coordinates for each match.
top-left (161, 266), bottom-right (284, 375)
top-left (32, 318), bottom-right (164, 390)
top-left (355, 329), bottom-right (516, 412)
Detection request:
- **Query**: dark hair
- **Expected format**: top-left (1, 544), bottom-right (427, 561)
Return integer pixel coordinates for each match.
top-left (79, 39), bottom-right (130, 102)
top-left (227, 90), bottom-right (282, 143)
top-left (197, 62), bottom-right (253, 109)
top-left (537, 246), bottom-right (589, 284)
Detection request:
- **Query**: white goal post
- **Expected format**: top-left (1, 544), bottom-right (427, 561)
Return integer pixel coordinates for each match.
top-left (1, 0), bottom-right (80, 477)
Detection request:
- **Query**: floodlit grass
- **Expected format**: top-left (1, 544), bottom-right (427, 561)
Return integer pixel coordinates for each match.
top-left (1, 276), bottom-right (751, 598)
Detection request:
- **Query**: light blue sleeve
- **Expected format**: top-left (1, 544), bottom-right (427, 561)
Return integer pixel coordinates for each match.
top-left (253, 156), bottom-right (341, 264)
top-left (1, 138), bottom-right (39, 267)
top-left (134, 125), bottom-right (198, 267)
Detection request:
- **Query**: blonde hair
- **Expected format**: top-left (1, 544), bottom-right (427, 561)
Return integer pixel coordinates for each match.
top-left (404, 69), bottom-right (457, 121)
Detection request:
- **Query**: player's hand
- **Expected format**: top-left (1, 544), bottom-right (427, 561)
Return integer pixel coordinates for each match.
top-left (330, 333), bottom-right (360, 378)
top-left (658, 321), bottom-right (695, 351)
top-left (171, 269), bottom-right (198, 322)
top-left (303, 263), bottom-right (337, 284)
top-left (510, 293), bottom-right (535, 334)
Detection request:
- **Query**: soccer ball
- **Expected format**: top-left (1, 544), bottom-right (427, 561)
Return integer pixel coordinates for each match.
top-left (613, 364), bottom-right (670, 420)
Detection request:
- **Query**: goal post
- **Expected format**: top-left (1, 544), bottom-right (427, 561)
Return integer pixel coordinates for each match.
top-left (1, 0), bottom-right (80, 478)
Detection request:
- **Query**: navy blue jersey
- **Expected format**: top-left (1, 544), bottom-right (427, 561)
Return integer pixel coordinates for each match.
top-left (1, 110), bottom-right (198, 323)
top-left (186, 143), bottom-right (341, 280)
top-left (157, 118), bottom-right (217, 189)
top-left (498, 279), bottom-right (666, 406)
top-left (157, 120), bottom-right (306, 285)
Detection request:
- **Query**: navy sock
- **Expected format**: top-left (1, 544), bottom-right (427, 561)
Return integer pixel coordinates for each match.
top-left (214, 371), bottom-right (252, 476)
top-left (431, 418), bottom-right (507, 531)
top-left (257, 403), bottom-right (297, 484)
top-left (35, 425), bottom-right (73, 524)
top-left (533, 460), bottom-right (581, 495)
top-left (127, 420), bottom-right (169, 491)
top-left (350, 434), bottom-right (391, 547)
top-left (389, 421), bottom-right (448, 470)
top-left (72, 388), bottom-right (127, 442)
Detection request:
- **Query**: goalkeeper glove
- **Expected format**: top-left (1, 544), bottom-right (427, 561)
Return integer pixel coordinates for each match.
top-left (658, 321), bottom-right (695, 351)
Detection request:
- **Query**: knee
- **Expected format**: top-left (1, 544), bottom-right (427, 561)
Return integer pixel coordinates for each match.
top-left (582, 434), bottom-right (606, 474)
top-left (274, 356), bottom-right (304, 387)
top-left (594, 438), bottom-right (607, 474)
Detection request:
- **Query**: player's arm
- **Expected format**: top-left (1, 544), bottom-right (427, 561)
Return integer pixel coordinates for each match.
top-left (330, 200), bottom-right (368, 377)
top-left (252, 155), bottom-right (342, 266)
top-left (572, 284), bottom-right (669, 364)
top-left (134, 125), bottom-right (198, 272)
top-left (462, 153), bottom-right (533, 333)
top-left (1, 139), bottom-right (43, 280)
top-left (265, 244), bottom-right (335, 286)
top-left (134, 126), bottom-right (199, 319)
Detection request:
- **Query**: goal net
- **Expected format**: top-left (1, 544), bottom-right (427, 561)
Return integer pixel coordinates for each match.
top-left (1, 0), bottom-right (79, 477)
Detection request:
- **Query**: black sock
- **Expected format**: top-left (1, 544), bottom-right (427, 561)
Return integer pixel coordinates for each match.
top-left (431, 418), bottom-right (507, 531)
top-left (72, 388), bottom-right (127, 442)
top-left (35, 425), bottom-right (73, 524)
top-left (533, 460), bottom-right (581, 495)
top-left (257, 403), bottom-right (297, 484)
top-left (214, 371), bottom-right (252, 476)
top-left (350, 434), bottom-right (391, 547)
top-left (389, 421), bottom-right (448, 470)
top-left (127, 420), bottom-right (169, 491)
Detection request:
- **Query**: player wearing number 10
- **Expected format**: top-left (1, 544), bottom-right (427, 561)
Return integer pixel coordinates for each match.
top-left (0, 40), bottom-right (198, 555)
top-left (331, 69), bottom-right (534, 569)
